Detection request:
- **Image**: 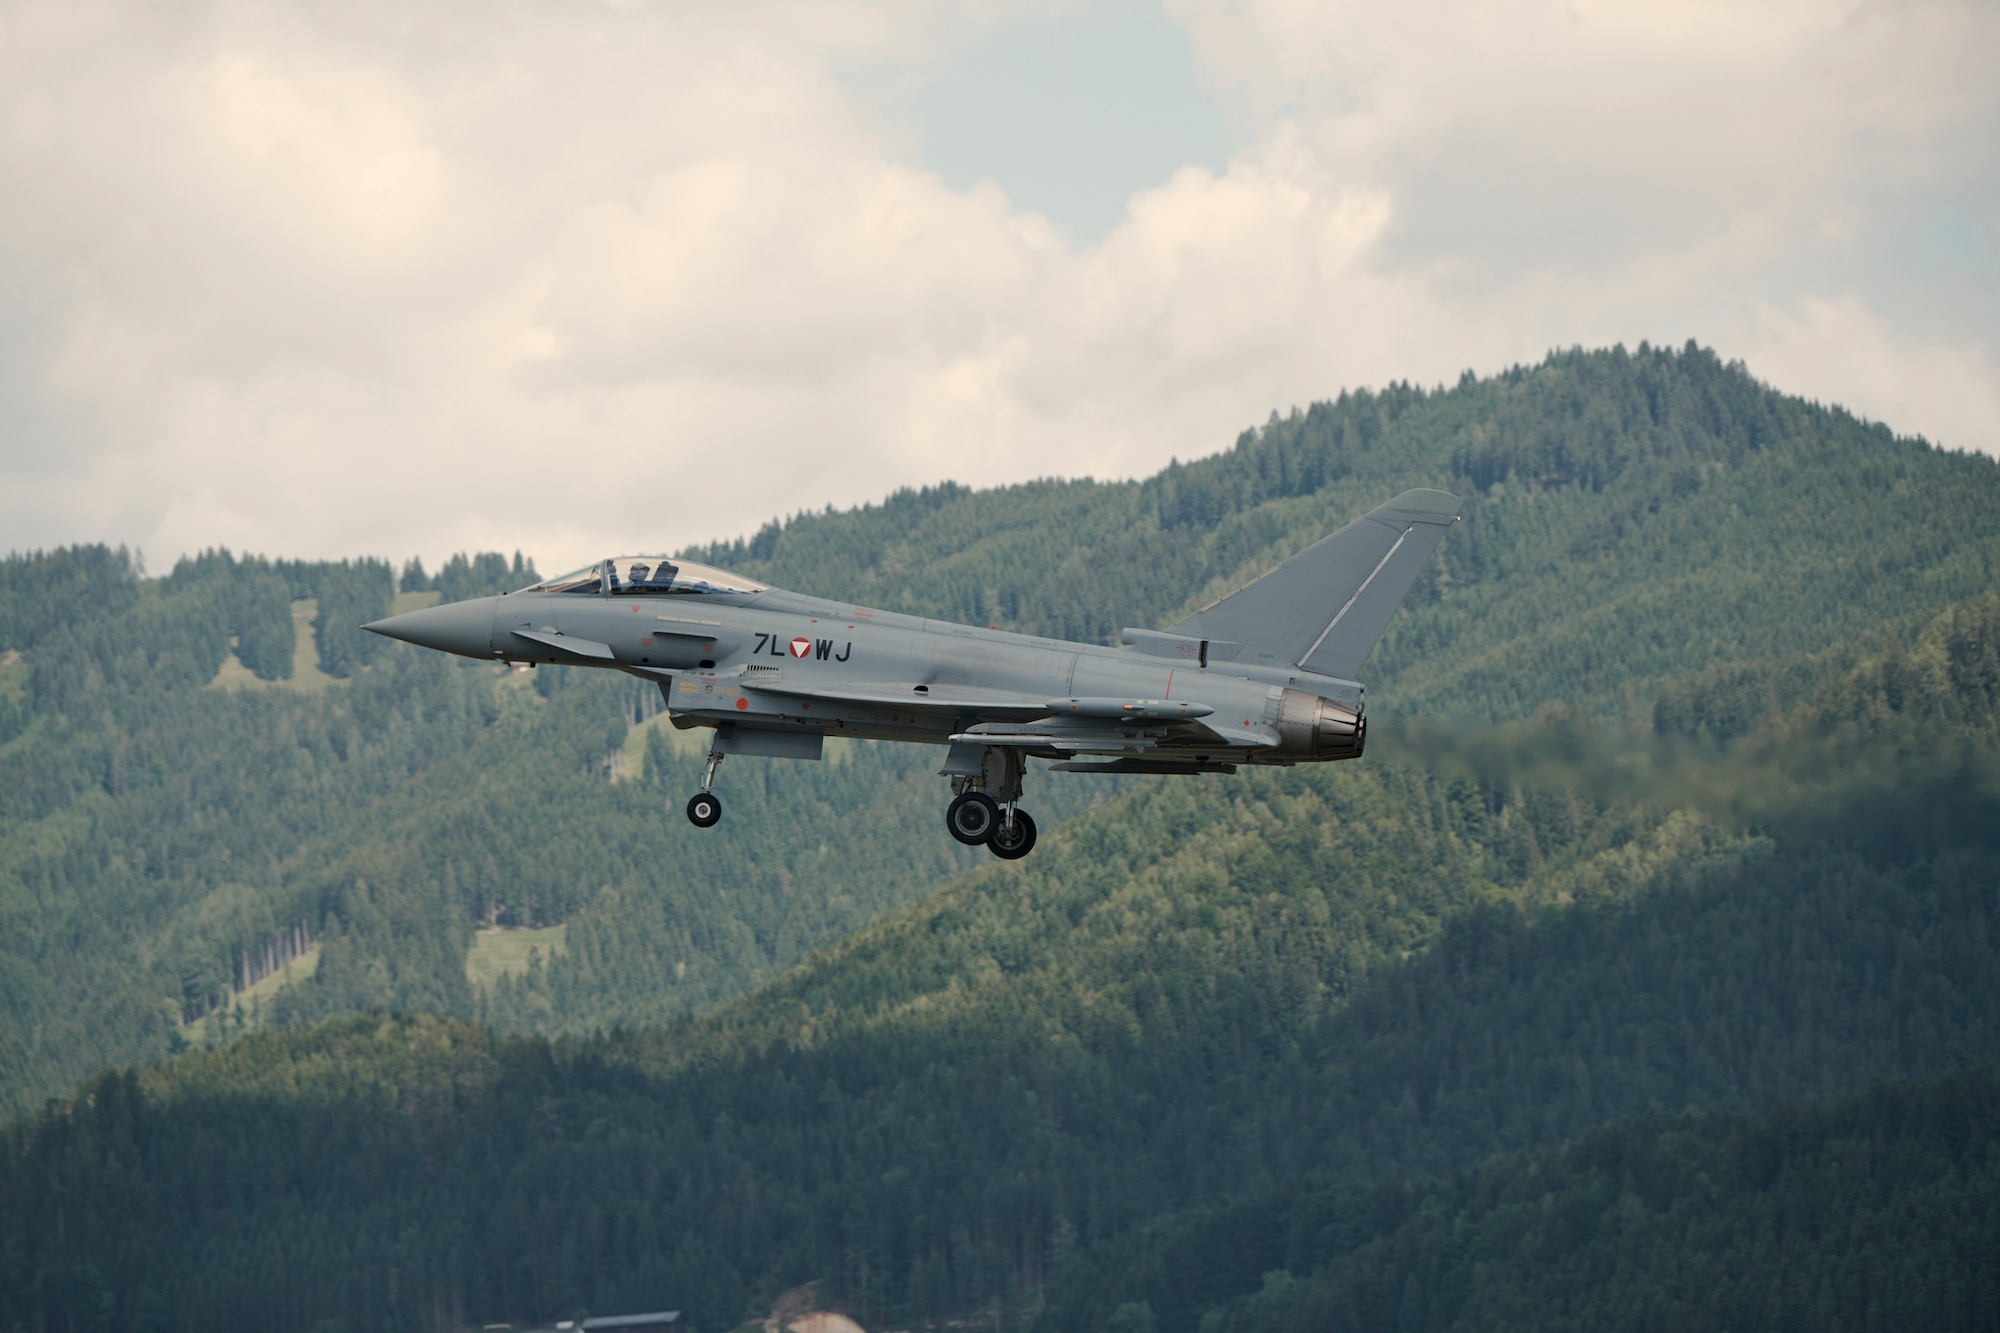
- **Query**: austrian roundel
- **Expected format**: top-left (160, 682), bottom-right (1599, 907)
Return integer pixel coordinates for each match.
top-left (789, 637), bottom-right (812, 658)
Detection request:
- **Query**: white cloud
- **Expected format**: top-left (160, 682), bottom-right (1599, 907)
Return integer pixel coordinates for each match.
top-left (0, 0), bottom-right (1993, 573)
top-left (1734, 296), bottom-right (2000, 453)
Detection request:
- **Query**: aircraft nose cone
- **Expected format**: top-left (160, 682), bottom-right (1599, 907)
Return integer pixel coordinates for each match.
top-left (363, 596), bottom-right (500, 659)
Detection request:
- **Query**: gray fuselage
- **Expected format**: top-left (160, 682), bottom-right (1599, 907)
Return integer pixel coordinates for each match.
top-left (379, 581), bottom-right (1365, 765)
top-left (365, 490), bottom-right (1462, 849)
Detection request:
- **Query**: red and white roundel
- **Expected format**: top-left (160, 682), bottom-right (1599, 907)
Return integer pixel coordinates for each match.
top-left (789, 637), bottom-right (812, 658)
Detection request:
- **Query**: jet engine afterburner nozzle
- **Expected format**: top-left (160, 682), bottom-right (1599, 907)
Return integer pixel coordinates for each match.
top-left (1272, 688), bottom-right (1366, 762)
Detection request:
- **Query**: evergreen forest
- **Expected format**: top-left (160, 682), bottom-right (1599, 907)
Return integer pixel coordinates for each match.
top-left (1, 342), bottom-right (1997, 1331)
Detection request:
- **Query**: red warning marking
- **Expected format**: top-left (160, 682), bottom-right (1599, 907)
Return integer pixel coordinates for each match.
top-left (1165, 669), bottom-right (1175, 698)
top-left (735, 698), bottom-right (749, 710)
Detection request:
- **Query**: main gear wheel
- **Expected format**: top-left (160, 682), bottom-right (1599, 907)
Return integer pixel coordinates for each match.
top-left (946, 791), bottom-right (1000, 845)
top-left (987, 809), bottom-right (1037, 859)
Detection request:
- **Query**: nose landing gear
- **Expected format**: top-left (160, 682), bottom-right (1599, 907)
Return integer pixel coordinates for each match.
top-left (684, 748), bottom-right (724, 828)
top-left (943, 746), bottom-right (1039, 858)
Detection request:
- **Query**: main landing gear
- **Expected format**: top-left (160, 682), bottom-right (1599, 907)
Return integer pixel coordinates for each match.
top-left (685, 749), bottom-right (724, 828)
top-left (945, 748), bottom-right (1038, 859)
top-left (988, 808), bottom-right (1038, 860)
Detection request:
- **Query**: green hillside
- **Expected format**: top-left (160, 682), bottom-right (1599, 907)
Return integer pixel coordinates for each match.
top-left (693, 342), bottom-right (2000, 716)
top-left (0, 546), bottom-right (1147, 1116)
top-left (3, 342), bottom-right (1997, 1121)
top-left (1039, 1067), bottom-right (2000, 1333)
top-left (0, 615), bottom-right (1126, 1117)
top-left (4, 342), bottom-right (2000, 1332)
top-left (3, 594), bottom-right (1996, 1330)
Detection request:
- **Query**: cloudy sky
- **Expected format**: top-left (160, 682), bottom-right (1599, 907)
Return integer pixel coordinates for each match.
top-left (2, 0), bottom-right (1995, 574)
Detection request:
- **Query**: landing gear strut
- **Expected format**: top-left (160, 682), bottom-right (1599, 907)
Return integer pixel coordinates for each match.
top-left (685, 749), bottom-right (724, 828)
top-left (943, 746), bottom-right (1039, 858)
top-left (988, 808), bottom-right (1037, 859)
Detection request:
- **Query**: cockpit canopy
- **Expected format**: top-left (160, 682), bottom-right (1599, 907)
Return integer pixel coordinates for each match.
top-left (517, 557), bottom-right (769, 597)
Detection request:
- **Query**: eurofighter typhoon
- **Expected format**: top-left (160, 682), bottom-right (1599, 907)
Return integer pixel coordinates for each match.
top-left (366, 490), bottom-right (1460, 858)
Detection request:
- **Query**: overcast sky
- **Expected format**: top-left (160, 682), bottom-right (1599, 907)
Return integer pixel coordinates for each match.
top-left (2, 0), bottom-right (1994, 574)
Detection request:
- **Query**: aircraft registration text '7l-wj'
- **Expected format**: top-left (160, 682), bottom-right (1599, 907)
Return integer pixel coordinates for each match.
top-left (365, 490), bottom-right (1460, 858)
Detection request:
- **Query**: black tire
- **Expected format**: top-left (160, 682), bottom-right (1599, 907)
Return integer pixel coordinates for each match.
top-left (946, 791), bottom-right (1001, 845)
top-left (988, 808), bottom-right (1037, 859)
top-left (686, 792), bottom-right (722, 828)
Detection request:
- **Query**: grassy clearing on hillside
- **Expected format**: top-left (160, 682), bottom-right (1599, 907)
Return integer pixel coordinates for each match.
top-left (206, 599), bottom-right (339, 691)
top-left (207, 592), bottom-right (446, 696)
top-left (184, 945), bottom-right (321, 1043)
top-left (467, 926), bottom-right (567, 990)
top-left (205, 652), bottom-right (267, 689)
top-left (391, 590), bottom-right (442, 616)
top-left (288, 599), bottom-right (339, 690)
top-left (210, 595), bottom-right (445, 691)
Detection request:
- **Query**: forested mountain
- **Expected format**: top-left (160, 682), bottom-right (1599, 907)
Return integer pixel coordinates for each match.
top-left (3, 342), bottom-right (1996, 1123)
top-left (3, 590), bottom-right (1996, 1331)
top-left (0, 576), bottom-right (1112, 1117)
top-left (2, 342), bottom-right (1998, 1330)
top-left (692, 342), bottom-right (1999, 716)
top-left (1038, 1067), bottom-right (2000, 1333)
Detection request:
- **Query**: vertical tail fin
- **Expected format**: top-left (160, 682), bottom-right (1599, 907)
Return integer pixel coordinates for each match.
top-left (1169, 489), bottom-right (1460, 678)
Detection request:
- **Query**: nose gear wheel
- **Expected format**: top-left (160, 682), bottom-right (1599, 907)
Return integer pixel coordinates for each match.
top-left (685, 747), bottom-right (725, 828)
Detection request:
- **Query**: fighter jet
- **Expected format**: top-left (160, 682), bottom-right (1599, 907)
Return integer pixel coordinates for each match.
top-left (366, 489), bottom-right (1459, 858)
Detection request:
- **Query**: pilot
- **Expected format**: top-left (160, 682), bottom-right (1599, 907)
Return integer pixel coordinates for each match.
top-left (629, 562), bottom-right (651, 587)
